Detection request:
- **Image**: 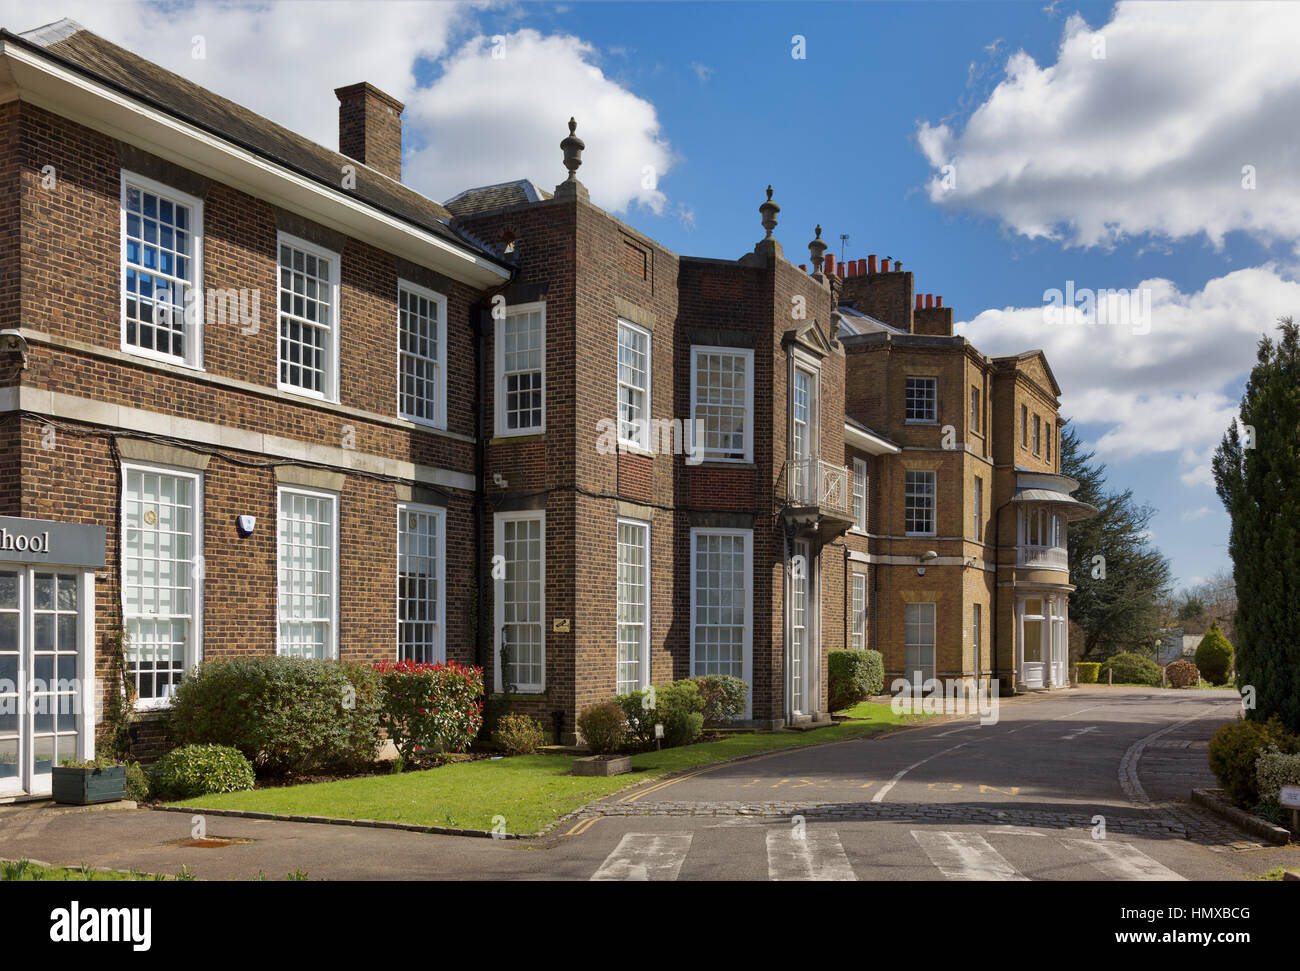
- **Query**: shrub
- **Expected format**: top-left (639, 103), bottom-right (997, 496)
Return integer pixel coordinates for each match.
top-left (149, 744), bottom-right (255, 801)
top-left (1195, 622), bottom-right (1235, 685)
top-left (617, 680), bottom-right (705, 749)
top-left (491, 713), bottom-right (545, 755)
top-left (577, 701), bottom-right (627, 754)
top-left (828, 650), bottom-right (885, 711)
top-left (1164, 659), bottom-right (1200, 689)
top-left (124, 761), bottom-right (150, 802)
top-left (690, 675), bottom-right (749, 724)
top-left (1076, 662), bottom-right (1101, 684)
top-left (1098, 652), bottom-right (1162, 686)
top-left (1256, 745), bottom-right (1300, 804)
top-left (1209, 716), bottom-right (1300, 807)
top-left (168, 656), bottom-right (384, 776)
top-left (374, 660), bottom-right (485, 762)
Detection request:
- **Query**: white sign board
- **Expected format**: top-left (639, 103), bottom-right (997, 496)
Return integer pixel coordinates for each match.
top-left (1280, 786), bottom-right (1300, 810)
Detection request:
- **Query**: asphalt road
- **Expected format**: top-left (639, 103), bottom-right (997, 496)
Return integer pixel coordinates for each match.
top-left (3, 686), bottom-right (1298, 881)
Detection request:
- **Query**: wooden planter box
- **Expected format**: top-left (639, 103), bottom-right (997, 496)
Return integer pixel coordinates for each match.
top-left (51, 765), bottom-right (127, 805)
top-left (573, 754), bottom-right (632, 777)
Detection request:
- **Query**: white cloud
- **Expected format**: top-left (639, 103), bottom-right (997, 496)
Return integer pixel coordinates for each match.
top-left (955, 264), bottom-right (1300, 484)
top-left (1181, 506), bottom-right (1210, 522)
top-left (918, 2), bottom-right (1300, 250)
top-left (2, 5), bottom-right (675, 215)
top-left (405, 29), bottom-right (674, 213)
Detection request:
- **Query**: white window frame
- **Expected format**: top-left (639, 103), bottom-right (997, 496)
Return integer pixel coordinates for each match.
top-left (852, 458), bottom-right (868, 532)
top-left (396, 279), bottom-right (447, 430)
top-left (493, 510), bottom-right (546, 693)
top-left (905, 601), bottom-right (937, 684)
top-left (494, 301), bottom-right (547, 438)
top-left (973, 475), bottom-right (983, 541)
top-left (689, 346), bottom-right (754, 464)
top-left (1033, 414), bottom-right (1042, 456)
top-left (615, 516), bottom-right (651, 694)
top-left (120, 461), bottom-right (203, 710)
top-left (904, 376), bottom-right (937, 423)
top-left (973, 603), bottom-right (982, 671)
top-left (689, 527), bottom-right (753, 717)
top-left (275, 485), bottom-right (339, 659)
top-left (276, 232), bottom-right (341, 402)
top-left (905, 469), bottom-right (937, 537)
top-left (851, 572), bottom-right (867, 652)
top-left (396, 502), bottom-right (446, 664)
top-left (616, 318), bottom-right (652, 451)
top-left (120, 170), bottom-right (205, 370)
top-left (970, 385), bottom-right (981, 435)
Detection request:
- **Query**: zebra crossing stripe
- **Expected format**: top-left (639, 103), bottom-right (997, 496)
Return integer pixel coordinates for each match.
top-left (911, 831), bottom-right (1028, 880)
top-left (590, 833), bottom-right (693, 881)
top-left (1062, 838), bottom-right (1187, 880)
top-left (765, 828), bottom-right (857, 881)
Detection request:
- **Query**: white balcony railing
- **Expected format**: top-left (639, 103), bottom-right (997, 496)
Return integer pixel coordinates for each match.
top-left (1019, 544), bottom-right (1069, 571)
top-left (785, 458), bottom-right (854, 521)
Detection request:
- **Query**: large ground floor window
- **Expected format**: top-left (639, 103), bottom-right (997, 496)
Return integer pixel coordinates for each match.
top-left (277, 487), bottom-right (338, 659)
top-left (690, 528), bottom-right (752, 714)
top-left (904, 602), bottom-right (936, 685)
top-left (495, 511), bottom-right (545, 692)
top-left (616, 518), bottom-right (650, 694)
top-left (397, 504), bottom-right (445, 664)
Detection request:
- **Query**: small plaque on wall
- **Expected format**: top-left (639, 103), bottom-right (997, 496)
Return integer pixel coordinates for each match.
top-left (552, 618), bottom-right (571, 633)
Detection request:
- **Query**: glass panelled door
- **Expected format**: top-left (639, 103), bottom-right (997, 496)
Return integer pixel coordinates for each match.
top-left (0, 568), bottom-right (88, 798)
top-left (1021, 597), bottom-right (1046, 688)
top-left (789, 540), bottom-right (810, 715)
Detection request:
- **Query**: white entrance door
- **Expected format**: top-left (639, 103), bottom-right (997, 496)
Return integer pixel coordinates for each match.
top-left (1050, 598), bottom-right (1068, 686)
top-left (0, 568), bottom-right (92, 798)
top-left (789, 540), bottom-right (810, 715)
top-left (1021, 597), bottom-right (1046, 688)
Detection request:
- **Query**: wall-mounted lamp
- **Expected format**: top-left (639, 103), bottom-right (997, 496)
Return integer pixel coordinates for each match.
top-left (492, 472), bottom-right (509, 489)
top-left (0, 330), bottom-right (29, 369)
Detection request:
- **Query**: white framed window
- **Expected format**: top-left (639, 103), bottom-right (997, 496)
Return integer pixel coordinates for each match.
top-left (397, 503), bottom-right (445, 664)
top-left (397, 280), bottom-right (446, 429)
top-left (277, 486), bottom-right (338, 659)
top-left (617, 319), bottom-right (651, 449)
top-left (852, 458), bottom-right (868, 532)
top-left (121, 172), bottom-right (203, 368)
top-left (973, 603), bottom-right (982, 670)
top-left (616, 517), bottom-right (651, 694)
top-left (905, 377), bottom-right (937, 423)
top-left (494, 511), bottom-right (545, 692)
top-left (690, 528), bottom-right (753, 713)
top-left (970, 386), bottom-right (981, 434)
top-left (1046, 424), bottom-right (1053, 464)
top-left (690, 346), bottom-right (753, 463)
top-left (905, 602), bottom-right (936, 684)
top-left (973, 476), bottom-right (983, 541)
top-left (1033, 414), bottom-right (1042, 455)
top-left (277, 233), bottom-right (340, 401)
top-left (851, 573), bottom-right (867, 651)
top-left (122, 463), bottom-right (202, 708)
top-left (905, 469), bottom-right (936, 536)
top-left (495, 303), bottom-right (545, 437)
top-left (1021, 404), bottom-right (1029, 447)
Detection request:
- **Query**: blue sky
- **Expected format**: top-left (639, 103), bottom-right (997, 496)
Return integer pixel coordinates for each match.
top-left (13, 0), bottom-right (1297, 588)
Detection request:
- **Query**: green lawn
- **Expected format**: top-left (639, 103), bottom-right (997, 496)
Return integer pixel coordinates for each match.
top-left (170, 701), bottom-right (925, 835)
top-left (0, 859), bottom-right (179, 881)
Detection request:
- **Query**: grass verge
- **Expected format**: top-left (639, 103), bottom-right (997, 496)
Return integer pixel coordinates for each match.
top-left (170, 701), bottom-right (927, 834)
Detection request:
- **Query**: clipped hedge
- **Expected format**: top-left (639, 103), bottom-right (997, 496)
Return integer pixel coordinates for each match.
top-left (168, 656), bottom-right (384, 776)
top-left (617, 680), bottom-right (705, 749)
top-left (374, 659), bottom-right (484, 761)
top-left (577, 701), bottom-right (627, 754)
top-left (690, 675), bottom-right (749, 724)
top-left (150, 744), bottom-right (255, 801)
top-left (829, 649), bottom-right (885, 711)
top-left (1195, 622), bottom-right (1234, 685)
top-left (1076, 662), bottom-right (1101, 684)
top-left (1164, 659), bottom-right (1200, 689)
top-left (1098, 652), bottom-right (1162, 687)
top-left (1208, 716), bottom-right (1300, 807)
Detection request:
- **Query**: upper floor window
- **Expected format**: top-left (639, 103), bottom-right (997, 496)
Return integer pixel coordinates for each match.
top-left (690, 346), bottom-right (753, 463)
top-left (1021, 404), bottom-right (1029, 447)
top-left (121, 173), bottom-right (203, 368)
top-left (1046, 424), bottom-right (1053, 464)
top-left (617, 319), bottom-right (651, 449)
top-left (852, 458), bottom-right (868, 532)
top-left (496, 303), bottom-right (545, 437)
top-left (1033, 414), bottom-right (1042, 455)
top-left (905, 469), bottom-right (936, 536)
top-left (973, 475), bottom-right (983, 541)
top-left (397, 281), bottom-right (446, 428)
top-left (278, 234), bottom-right (339, 401)
top-left (905, 377), bottom-right (937, 423)
top-left (970, 386), bottom-right (981, 434)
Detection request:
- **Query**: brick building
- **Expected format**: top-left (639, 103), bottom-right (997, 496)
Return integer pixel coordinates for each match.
top-left (0, 20), bottom-right (1092, 798)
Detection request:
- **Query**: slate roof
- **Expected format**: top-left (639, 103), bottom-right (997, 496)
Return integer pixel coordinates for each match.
top-left (444, 180), bottom-right (553, 218)
top-left (7, 19), bottom-right (508, 269)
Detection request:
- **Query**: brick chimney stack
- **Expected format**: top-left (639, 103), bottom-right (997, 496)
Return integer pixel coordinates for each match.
top-left (335, 82), bottom-right (404, 182)
top-left (838, 254), bottom-right (915, 331)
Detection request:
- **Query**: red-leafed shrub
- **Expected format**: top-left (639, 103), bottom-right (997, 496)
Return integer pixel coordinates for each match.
top-left (373, 659), bottom-right (485, 761)
top-left (1164, 659), bottom-right (1200, 688)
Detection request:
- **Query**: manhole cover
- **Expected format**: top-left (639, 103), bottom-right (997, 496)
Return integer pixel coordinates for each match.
top-left (167, 837), bottom-right (254, 848)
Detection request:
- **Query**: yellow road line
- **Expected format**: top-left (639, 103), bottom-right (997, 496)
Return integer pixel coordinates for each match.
top-left (564, 816), bottom-right (600, 836)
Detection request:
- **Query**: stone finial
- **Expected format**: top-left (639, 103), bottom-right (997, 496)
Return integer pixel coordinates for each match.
top-left (759, 185), bottom-right (779, 239)
top-left (560, 116), bottom-right (584, 183)
top-left (808, 224), bottom-right (828, 273)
